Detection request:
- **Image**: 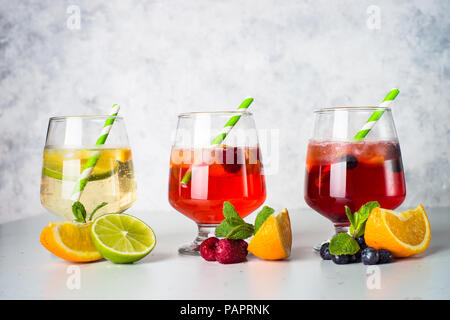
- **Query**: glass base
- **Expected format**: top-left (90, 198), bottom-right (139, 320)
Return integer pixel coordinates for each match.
top-left (313, 224), bottom-right (349, 252)
top-left (178, 224), bottom-right (217, 256)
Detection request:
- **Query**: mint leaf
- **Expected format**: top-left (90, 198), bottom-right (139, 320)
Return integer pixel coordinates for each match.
top-left (72, 201), bottom-right (86, 223)
top-left (215, 201), bottom-right (255, 240)
top-left (215, 218), bottom-right (243, 237)
top-left (226, 223), bottom-right (254, 240)
top-left (357, 201), bottom-right (380, 222)
top-left (345, 206), bottom-right (355, 234)
top-left (215, 220), bottom-right (233, 237)
top-left (354, 225), bottom-right (366, 238)
top-left (254, 206), bottom-right (275, 234)
top-left (88, 202), bottom-right (108, 221)
top-left (329, 233), bottom-right (360, 255)
top-left (223, 201), bottom-right (245, 223)
top-left (350, 201), bottom-right (380, 237)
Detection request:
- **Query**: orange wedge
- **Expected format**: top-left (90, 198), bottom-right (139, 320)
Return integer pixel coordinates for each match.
top-left (248, 208), bottom-right (292, 260)
top-left (40, 221), bottom-right (103, 262)
top-left (364, 205), bottom-right (431, 258)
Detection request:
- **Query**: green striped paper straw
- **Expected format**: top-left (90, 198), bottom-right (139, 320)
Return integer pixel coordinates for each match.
top-left (70, 104), bottom-right (120, 201)
top-left (180, 97), bottom-right (254, 185)
top-left (353, 89), bottom-right (399, 141)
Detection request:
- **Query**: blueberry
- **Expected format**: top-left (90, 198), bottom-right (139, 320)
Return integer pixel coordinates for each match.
top-left (378, 249), bottom-right (393, 264)
top-left (361, 247), bottom-right (379, 265)
top-left (338, 154), bottom-right (358, 170)
top-left (332, 254), bottom-right (350, 265)
top-left (320, 243), bottom-right (332, 260)
top-left (349, 251), bottom-right (361, 263)
top-left (356, 236), bottom-right (368, 250)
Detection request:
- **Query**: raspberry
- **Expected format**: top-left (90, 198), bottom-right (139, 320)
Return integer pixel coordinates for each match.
top-left (238, 239), bottom-right (248, 253)
top-left (215, 239), bottom-right (248, 264)
top-left (200, 237), bottom-right (219, 261)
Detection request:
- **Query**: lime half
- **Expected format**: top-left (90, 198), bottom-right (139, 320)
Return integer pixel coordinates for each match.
top-left (91, 213), bottom-right (156, 264)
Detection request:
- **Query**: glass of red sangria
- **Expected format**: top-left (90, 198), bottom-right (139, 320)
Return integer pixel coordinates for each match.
top-left (169, 111), bottom-right (266, 255)
top-left (304, 106), bottom-right (406, 250)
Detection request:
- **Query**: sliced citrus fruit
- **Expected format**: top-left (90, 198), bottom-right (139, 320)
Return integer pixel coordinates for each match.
top-left (40, 221), bottom-right (103, 262)
top-left (248, 208), bottom-right (292, 260)
top-left (365, 205), bottom-right (431, 258)
top-left (42, 148), bottom-right (130, 181)
top-left (91, 213), bottom-right (156, 264)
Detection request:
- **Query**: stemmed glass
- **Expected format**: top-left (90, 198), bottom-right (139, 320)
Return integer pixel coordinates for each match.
top-left (40, 116), bottom-right (137, 221)
top-left (168, 111), bottom-right (266, 255)
top-left (304, 107), bottom-right (406, 250)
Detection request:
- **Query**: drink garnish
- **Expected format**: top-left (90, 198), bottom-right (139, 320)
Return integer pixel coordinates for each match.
top-left (353, 88), bottom-right (399, 141)
top-left (346, 201), bottom-right (380, 238)
top-left (40, 221), bottom-right (103, 262)
top-left (215, 201), bottom-right (280, 240)
top-left (70, 104), bottom-right (120, 213)
top-left (365, 205), bottom-right (431, 257)
top-left (88, 202), bottom-right (108, 221)
top-left (91, 213), bottom-right (156, 264)
top-left (328, 201), bottom-right (380, 255)
top-left (215, 201), bottom-right (255, 240)
top-left (328, 233), bottom-right (360, 256)
top-left (248, 208), bottom-right (292, 260)
top-left (203, 202), bottom-right (291, 262)
top-left (72, 201), bottom-right (108, 223)
top-left (72, 201), bottom-right (87, 223)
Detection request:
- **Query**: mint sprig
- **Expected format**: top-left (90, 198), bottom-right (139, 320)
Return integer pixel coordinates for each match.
top-left (215, 201), bottom-right (275, 240)
top-left (72, 201), bottom-right (87, 223)
top-left (347, 201), bottom-right (380, 238)
top-left (328, 201), bottom-right (380, 255)
top-left (71, 201), bottom-right (108, 223)
top-left (329, 233), bottom-right (360, 255)
top-left (225, 223), bottom-right (255, 240)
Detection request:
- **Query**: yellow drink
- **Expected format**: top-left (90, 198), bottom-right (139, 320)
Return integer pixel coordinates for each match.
top-left (40, 147), bottom-right (137, 220)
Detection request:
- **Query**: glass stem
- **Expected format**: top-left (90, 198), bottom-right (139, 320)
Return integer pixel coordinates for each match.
top-left (194, 224), bottom-right (217, 245)
top-left (334, 224), bottom-right (349, 235)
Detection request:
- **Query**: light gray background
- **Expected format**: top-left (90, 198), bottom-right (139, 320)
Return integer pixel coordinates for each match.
top-left (0, 0), bottom-right (449, 223)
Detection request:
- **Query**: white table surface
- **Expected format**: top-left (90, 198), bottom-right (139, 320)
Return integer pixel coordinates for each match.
top-left (1, 207), bottom-right (448, 300)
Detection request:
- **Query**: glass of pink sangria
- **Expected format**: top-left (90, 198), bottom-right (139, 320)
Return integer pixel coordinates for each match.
top-left (304, 107), bottom-right (406, 250)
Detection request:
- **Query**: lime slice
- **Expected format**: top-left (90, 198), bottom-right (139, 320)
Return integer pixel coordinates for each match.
top-left (91, 213), bottom-right (156, 264)
top-left (42, 165), bottom-right (118, 181)
top-left (42, 167), bottom-right (79, 181)
top-left (42, 149), bottom-right (122, 181)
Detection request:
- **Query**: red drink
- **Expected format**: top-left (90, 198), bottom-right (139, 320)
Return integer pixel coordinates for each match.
top-left (169, 146), bottom-right (266, 224)
top-left (304, 140), bottom-right (406, 226)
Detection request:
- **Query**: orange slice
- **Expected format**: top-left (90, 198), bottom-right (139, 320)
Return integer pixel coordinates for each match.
top-left (248, 208), bottom-right (292, 260)
top-left (364, 205), bottom-right (431, 258)
top-left (40, 221), bottom-right (103, 262)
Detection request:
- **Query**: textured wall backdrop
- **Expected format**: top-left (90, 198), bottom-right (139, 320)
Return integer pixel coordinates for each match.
top-left (1, 0), bottom-right (449, 223)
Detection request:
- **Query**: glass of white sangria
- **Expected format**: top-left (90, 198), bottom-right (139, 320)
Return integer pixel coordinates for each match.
top-left (40, 116), bottom-right (137, 221)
